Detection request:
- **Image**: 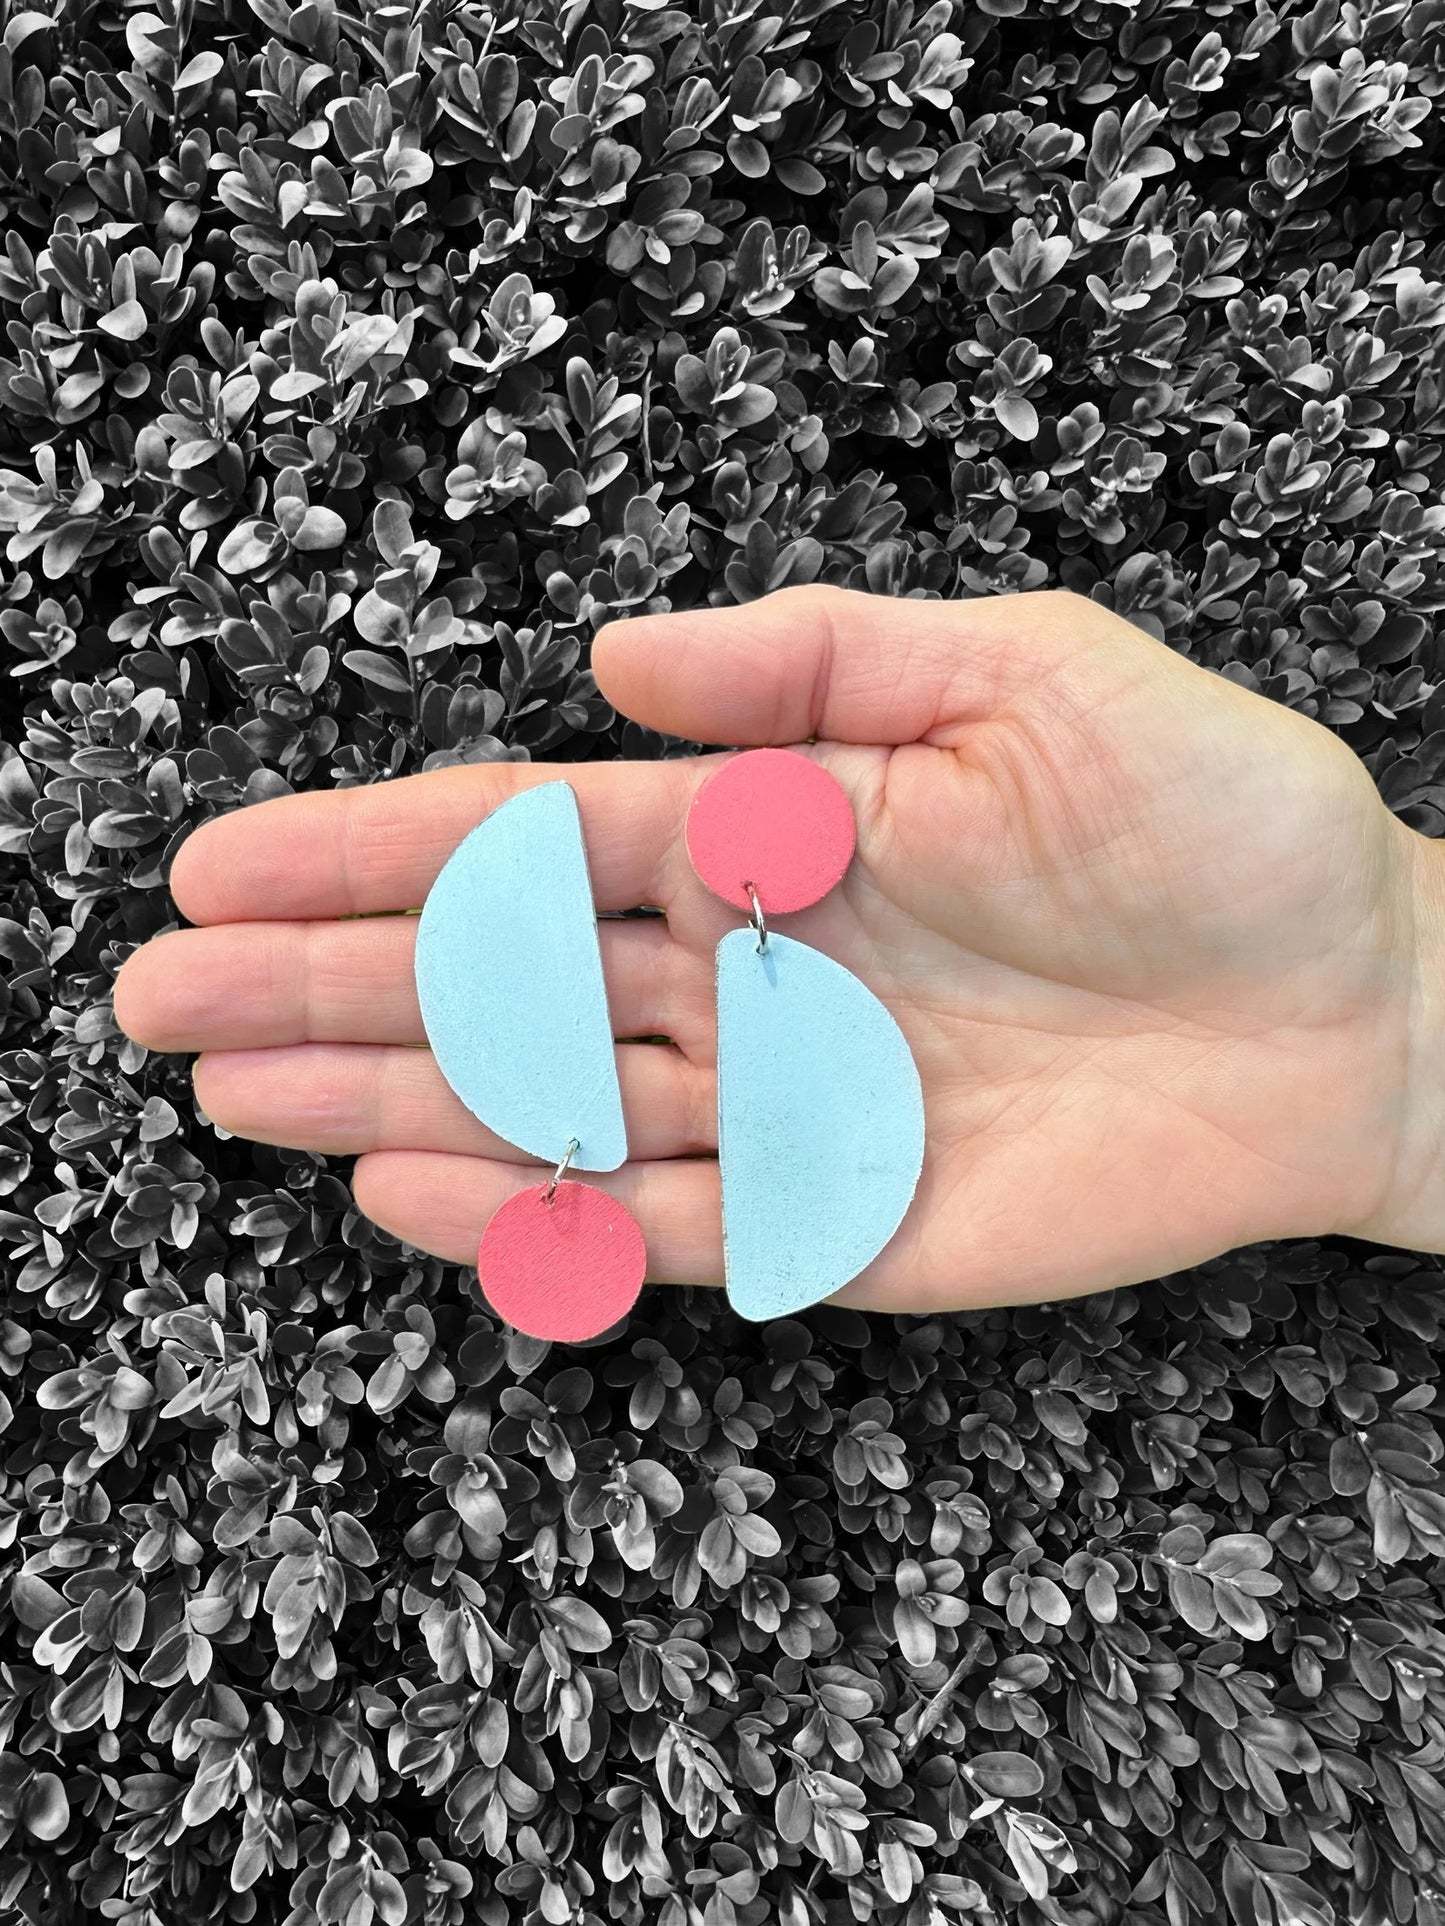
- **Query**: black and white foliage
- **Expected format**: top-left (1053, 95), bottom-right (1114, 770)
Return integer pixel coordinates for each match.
top-left (1, 0), bottom-right (1444, 1922)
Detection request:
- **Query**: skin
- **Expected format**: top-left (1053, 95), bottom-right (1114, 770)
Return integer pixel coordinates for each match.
top-left (113, 587), bottom-right (1445, 1311)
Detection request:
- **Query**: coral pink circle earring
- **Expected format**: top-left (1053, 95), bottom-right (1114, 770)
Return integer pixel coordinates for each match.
top-left (414, 783), bottom-right (645, 1343)
top-left (686, 749), bottom-right (924, 1322)
top-left (685, 745), bottom-right (857, 913)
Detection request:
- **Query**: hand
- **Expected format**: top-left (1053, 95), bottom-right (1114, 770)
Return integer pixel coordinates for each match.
top-left (113, 588), bottom-right (1445, 1312)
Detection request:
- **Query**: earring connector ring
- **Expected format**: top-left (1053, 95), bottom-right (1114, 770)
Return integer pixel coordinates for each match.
top-left (545, 1136), bottom-right (580, 1204)
top-left (744, 883), bottom-right (768, 954)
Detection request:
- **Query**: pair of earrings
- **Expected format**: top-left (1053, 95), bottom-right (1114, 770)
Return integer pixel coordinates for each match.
top-left (414, 749), bottom-right (924, 1342)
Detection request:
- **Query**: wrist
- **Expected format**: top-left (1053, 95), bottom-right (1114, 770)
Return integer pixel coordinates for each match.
top-left (1356, 825), bottom-right (1445, 1255)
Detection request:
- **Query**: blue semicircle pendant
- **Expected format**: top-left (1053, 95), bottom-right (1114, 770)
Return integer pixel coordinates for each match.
top-left (716, 928), bottom-right (925, 1321)
top-left (415, 783), bottom-right (627, 1172)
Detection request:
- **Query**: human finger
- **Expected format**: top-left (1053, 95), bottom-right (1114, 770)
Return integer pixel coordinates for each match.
top-left (192, 1040), bottom-right (715, 1164)
top-left (168, 758), bottom-right (702, 925)
top-left (350, 1149), bottom-right (725, 1285)
top-left (592, 586), bottom-right (1150, 748)
top-left (113, 914), bottom-right (712, 1057)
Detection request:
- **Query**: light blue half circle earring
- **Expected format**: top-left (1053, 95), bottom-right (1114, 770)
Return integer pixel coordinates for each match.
top-left (685, 749), bottom-right (925, 1322)
top-left (414, 782), bottom-right (646, 1344)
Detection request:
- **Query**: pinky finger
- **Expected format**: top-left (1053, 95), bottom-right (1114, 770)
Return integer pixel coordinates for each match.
top-left (350, 1150), bottom-right (725, 1287)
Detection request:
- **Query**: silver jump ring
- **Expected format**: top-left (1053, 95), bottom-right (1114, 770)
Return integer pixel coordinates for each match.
top-left (544, 1136), bottom-right (580, 1205)
top-left (744, 883), bottom-right (768, 954)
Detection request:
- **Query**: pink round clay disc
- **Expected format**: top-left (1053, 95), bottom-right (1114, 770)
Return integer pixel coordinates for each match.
top-left (477, 1181), bottom-right (645, 1343)
top-left (686, 749), bottom-right (856, 915)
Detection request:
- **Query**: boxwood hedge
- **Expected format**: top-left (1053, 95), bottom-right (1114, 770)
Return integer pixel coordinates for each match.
top-left (2, 1), bottom-right (1445, 1923)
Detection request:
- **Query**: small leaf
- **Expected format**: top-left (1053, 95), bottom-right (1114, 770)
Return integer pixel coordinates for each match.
top-left (326, 314), bottom-right (401, 384)
top-left (43, 520), bottom-right (97, 579)
top-left (218, 519), bottom-right (281, 574)
top-left (373, 499), bottom-right (413, 566)
top-left (966, 1752), bottom-right (1046, 1798)
top-left (355, 588), bottom-right (410, 645)
top-left (22, 1772), bottom-right (70, 1841)
top-left (99, 301), bottom-right (148, 341)
top-left (994, 393), bottom-right (1039, 440)
top-left (4, 11), bottom-right (53, 50)
top-left (341, 649), bottom-right (412, 694)
top-left (11, 1572), bottom-right (67, 1629)
top-left (176, 50), bottom-right (223, 88)
top-left (292, 505), bottom-right (347, 550)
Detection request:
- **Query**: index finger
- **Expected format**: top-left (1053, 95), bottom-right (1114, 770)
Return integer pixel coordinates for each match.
top-left (169, 759), bottom-right (702, 925)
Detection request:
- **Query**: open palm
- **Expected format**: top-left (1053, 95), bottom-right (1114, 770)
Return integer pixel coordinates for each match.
top-left (114, 588), bottom-right (1442, 1312)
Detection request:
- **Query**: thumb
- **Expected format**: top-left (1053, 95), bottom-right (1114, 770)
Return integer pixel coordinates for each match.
top-left (592, 586), bottom-right (1109, 746)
